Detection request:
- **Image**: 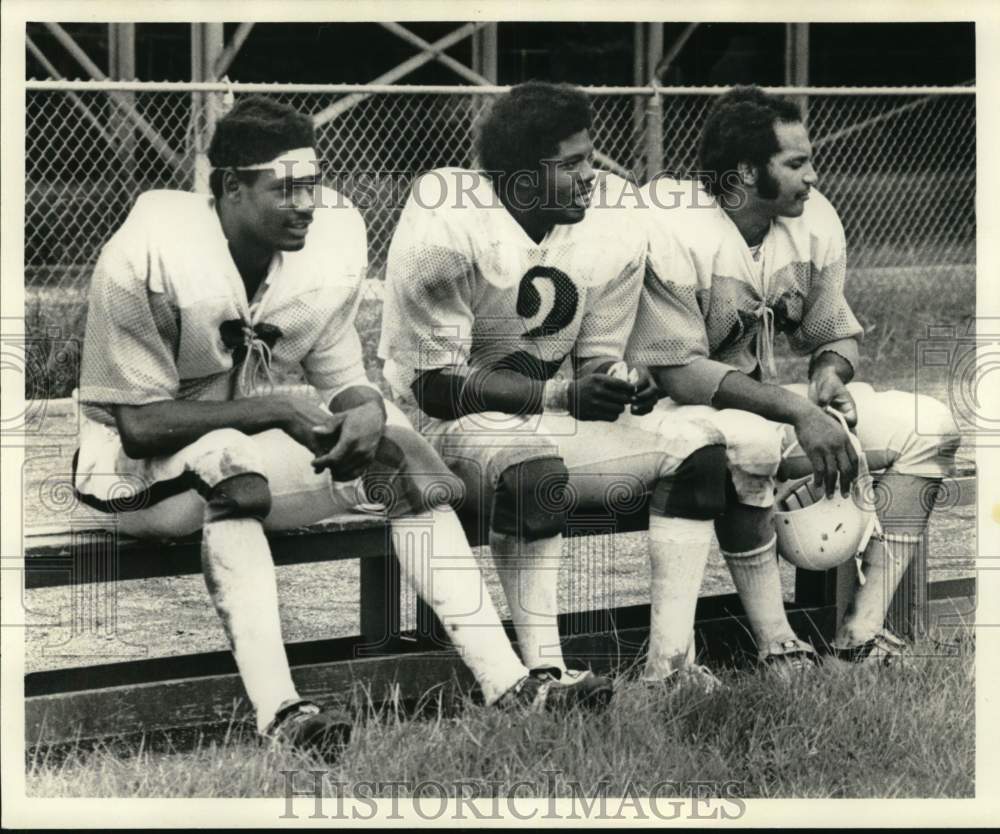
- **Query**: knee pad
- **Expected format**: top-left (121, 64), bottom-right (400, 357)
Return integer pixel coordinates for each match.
top-left (362, 425), bottom-right (466, 517)
top-left (649, 444), bottom-right (728, 520)
top-left (491, 456), bottom-right (569, 541)
top-left (204, 473), bottom-right (271, 523)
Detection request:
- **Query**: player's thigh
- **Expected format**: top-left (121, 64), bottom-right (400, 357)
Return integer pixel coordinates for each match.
top-left (266, 400), bottom-right (459, 526)
top-left (425, 411), bottom-right (565, 508)
top-left (781, 382), bottom-right (956, 476)
top-left (638, 400), bottom-right (783, 475)
top-left (116, 427), bottom-right (362, 536)
top-left (112, 427), bottom-right (273, 538)
top-left (548, 412), bottom-right (723, 509)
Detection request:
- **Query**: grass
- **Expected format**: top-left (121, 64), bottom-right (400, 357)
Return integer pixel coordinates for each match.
top-left (25, 634), bottom-right (974, 799)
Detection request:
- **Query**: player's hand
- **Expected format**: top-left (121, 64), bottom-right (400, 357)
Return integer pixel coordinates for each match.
top-left (568, 373), bottom-right (634, 421)
top-left (277, 396), bottom-right (342, 456)
top-left (793, 405), bottom-right (859, 499)
top-left (627, 364), bottom-right (660, 415)
top-left (808, 368), bottom-right (858, 427)
top-left (311, 400), bottom-right (387, 481)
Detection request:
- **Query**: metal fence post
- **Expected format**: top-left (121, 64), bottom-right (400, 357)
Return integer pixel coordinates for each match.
top-left (785, 23), bottom-right (810, 122)
top-left (645, 86), bottom-right (664, 181)
top-left (191, 24), bottom-right (224, 193)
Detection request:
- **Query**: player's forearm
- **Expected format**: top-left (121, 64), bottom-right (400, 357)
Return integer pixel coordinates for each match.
top-left (328, 384), bottom-right (387, 420)
top-left (711, 370), bottom-right (820, 428)
top-left (112, 397), bottom-right (292, 459)
top-left (412, 367), bottom-right (544, 420)
top-left (574, 356), bottom-right (618, 377)
top-left (650, 357), bottom-right (733, 406)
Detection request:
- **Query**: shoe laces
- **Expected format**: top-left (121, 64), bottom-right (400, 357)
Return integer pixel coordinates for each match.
top-left (265, 699), bottom-right (322, 738)
top-left (761, 638), bottom-right (816, 667)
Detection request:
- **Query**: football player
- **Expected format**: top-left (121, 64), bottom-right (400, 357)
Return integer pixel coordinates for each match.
top-left (627, 86), bottom-right (961, 669)
top-left (73, 97), bottom-right (566, 759)
top-left (379, 81), bottom-right (734, 700)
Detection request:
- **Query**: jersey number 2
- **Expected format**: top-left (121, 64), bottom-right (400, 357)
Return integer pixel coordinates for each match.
top-left (516, 266), bottom-right (579, 338)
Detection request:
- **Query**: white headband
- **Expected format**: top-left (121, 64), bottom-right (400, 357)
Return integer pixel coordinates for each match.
top-left (231, 146), bottom-right (319, 179)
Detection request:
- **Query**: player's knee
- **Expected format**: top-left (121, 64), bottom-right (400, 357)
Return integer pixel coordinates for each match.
top-left (917, 395), bottom-right (962, 450)
top-left (650, 444), bottom-right (728, 520)
top-left (897, 394), bottom-right (962, 475)
top-left (715, 410), bottom-right (784, 475)
top-left (491, 456), bottom-right (569, 541)
top-left (364, 425), bottom-right (466, 516)
top-left (190, 428), bottom-right (265, 484)
top-left (204, 472), bottom-right (271, 523)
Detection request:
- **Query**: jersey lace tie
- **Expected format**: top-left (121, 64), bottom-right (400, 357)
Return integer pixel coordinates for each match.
top-left (755, 301), bottom-right (778, 381)
top-left (237, 333), bottom-right (277, 397)
top-left (220, 319), bottom-right (281, 397)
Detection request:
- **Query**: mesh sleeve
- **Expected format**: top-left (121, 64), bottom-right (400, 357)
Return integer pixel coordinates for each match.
top-left (302, 280), bottom-right (373, 395)
top-left (811, 336), bottom-right (860, 375)
top-left (78, 237), bottom-right (180, 406)
top-left (302, 209), bottom-right (374, 395)
top-left (378, 189), bottom-right (476, 385)
top-left (575, 236), bottom-right (644, 361)
top-left (626, 241), bottom-right (713, 369)
top-left (787, 209), bottom-right (863, 356)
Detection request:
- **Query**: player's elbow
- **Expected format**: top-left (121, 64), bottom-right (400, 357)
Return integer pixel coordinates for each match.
top-left (652, 365), bottom-right (703, 405)
top-left (113, 405), bottom-right (164, 459)
top-left (411, 369), bottom-right (465, 421)
top-left (118, 425), bottom-right (156, 460)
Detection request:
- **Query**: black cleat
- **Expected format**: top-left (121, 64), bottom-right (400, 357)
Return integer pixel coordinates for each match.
top-left (264, 699), bottom-right (353, 761)
top-left (759, 638), bottom-right (819, 681)
top-left (830, 629), bottom-right (908, 668)
top-left (495, 666), bottom-right (614, 714)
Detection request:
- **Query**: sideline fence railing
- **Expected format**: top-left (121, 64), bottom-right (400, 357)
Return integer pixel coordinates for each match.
top-left (23, 80), bottom-right (976, 395)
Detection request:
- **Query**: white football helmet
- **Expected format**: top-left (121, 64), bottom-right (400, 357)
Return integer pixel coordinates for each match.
top-left (774, 409), bottom-right (880, 573)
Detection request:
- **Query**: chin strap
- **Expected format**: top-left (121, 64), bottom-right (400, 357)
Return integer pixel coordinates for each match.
top-left (778, 406), bottom-right (880, 585)
top-left (825, 407), bottom-right (881, 587)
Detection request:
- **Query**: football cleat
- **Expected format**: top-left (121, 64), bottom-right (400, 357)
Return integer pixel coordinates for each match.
top-left (652, 663), bottom-right (724, 695)
top-left (758, 638), bottom-right (818, 681)
top-left (830, 629), bottom-right (908, 668)
top-left (264, 699), bottom-right (353, 761)
top-left (495, 666), bottom-right (614, 714)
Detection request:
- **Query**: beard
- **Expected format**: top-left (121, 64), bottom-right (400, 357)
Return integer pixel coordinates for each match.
top-left (755, 166), bottom-right (781, 201)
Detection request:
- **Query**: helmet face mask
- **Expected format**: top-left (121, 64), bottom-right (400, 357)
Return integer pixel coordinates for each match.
top-left (774, 473), bottom-right (877, 571)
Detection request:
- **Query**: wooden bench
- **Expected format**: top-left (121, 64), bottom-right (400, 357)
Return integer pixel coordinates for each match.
top-left (23, 471), bottom-right (977, 746)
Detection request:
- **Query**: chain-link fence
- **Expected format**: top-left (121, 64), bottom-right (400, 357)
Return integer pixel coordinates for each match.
top-left (24, 81), bottom-right (975, 398)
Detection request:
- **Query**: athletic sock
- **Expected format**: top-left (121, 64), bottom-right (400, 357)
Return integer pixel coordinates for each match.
top-left (490, 529), bottom-right (567, 672)
top-left (643, 515), bottom-right (714, 680)
top-left (837, 532), bottom-right (921, 646)
top-left (200, 518), bottom-right (300, 733)
top-left (393, 508), bottom-right (527, 704)
top-left (721, 535), bottom-right (798, 649)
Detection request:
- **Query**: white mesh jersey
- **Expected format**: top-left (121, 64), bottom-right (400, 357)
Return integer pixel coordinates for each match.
top-left (626, 178), bottom-right (863, 400)
top-left (76, 187), bottom-right (372, 499)
top-left (379, 168), bottom-right (646, 408)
